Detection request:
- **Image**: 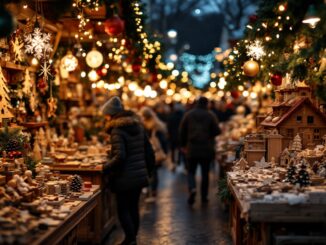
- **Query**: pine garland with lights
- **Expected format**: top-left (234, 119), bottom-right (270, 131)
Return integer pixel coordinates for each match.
top-left (222, 0), bottom-right (326, 99)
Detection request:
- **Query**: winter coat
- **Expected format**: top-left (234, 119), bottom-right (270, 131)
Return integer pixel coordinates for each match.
top-left (179, 106), bottom-right (221, 160)
top-left (104, 111), bottom-right (155, 192)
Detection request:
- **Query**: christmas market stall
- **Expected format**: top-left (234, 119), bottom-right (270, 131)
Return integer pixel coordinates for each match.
top-left (0, 0), bottom-right (176, 244)
top-left (217, 0), bottom-right (326, 244)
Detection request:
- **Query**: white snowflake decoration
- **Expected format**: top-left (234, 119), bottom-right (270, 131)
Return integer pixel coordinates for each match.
top-left (40, 61), bottom-right (52, 82)
top-left (24, 28), bottom-right (53, 60)
top-left (246, 40), bottom-right (266, 60)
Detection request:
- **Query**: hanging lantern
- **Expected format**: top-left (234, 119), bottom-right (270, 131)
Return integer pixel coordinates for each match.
top-left (86, 48), bottom-right (103, 68)
top-left (271, 73), bottom-right (283, 86)
top-left (243, 60), bottom-right (259, 77)
top-left (88, 69), bottom-right (99, 82)
top-left (302, 5), bottom-right (320, 28)
top-left (61, 51), bottom-right (78, 72)
top-left (104, 15), bottom-right (125, 36)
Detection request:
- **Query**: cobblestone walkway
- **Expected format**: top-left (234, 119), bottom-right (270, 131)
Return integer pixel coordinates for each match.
top-left (106, 165), bottom-right (231, 245)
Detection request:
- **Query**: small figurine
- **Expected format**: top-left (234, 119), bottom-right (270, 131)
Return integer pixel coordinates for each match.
top-left (24, 170), bottom-right (37, 186)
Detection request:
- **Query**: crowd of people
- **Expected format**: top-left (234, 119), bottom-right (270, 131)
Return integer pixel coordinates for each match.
top-left (101, 95), bottom-right (242, 245)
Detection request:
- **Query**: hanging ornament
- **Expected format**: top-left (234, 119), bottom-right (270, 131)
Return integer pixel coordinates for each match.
top-left (243, 60), bottom-right (260, 77)
top-left (104, 15), bottom-right (125, 36)
top-left (271, 73), bottom-right (283, 86)
top-left (37, 77), bottom-right (48, 94)
top-left (132, 62), bottom-right (142, 74)
top-left (11, 36), bottom-right (24, 62)
top-left (24, 27), bottom-right (53, 60)
top-left (246, 40), bottom-right (266, 60)
top-left (0, 6), bottom-right (16, 38)
top-left (231, 91), bottom-right (240, 99)
top-left (86, 48), bottom-right (103, 68)
top-left (248, 14), bottom-right (258, 23)
top-left (47, 97), bottom-right (57, 118)
top-left (40, 61), bottom-right (52, 82)
top-left (61, 51), bottom-right (78, 72)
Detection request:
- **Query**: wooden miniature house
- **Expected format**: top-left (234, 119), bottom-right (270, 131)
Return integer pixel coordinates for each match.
top-left (260, 82), bottom-right (326, 150)
top-left (244, 133), bottom-right (266, 165)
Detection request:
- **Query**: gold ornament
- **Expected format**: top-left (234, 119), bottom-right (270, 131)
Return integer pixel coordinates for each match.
top-left (243, 60), bottom-right (259, 77)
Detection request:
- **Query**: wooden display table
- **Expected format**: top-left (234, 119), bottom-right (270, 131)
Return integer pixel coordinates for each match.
top-left (227, 175), bottom-right (326, 245)
top-left (50, 165), bottom-right (116, 244)
top-left (33, 188), bottom-right (100, 245)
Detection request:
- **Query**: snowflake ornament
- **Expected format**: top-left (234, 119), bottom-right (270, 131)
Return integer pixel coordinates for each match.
top-left (24, 28), bottom-right (53, 60)
top-left (40, 61), bottom-right (52, 82)
top-left (246, 40), bottom-right (266, 60)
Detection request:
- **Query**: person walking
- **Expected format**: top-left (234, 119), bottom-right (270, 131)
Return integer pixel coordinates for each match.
top-left (140, 107), bottom-right (168, 198)
top-left (167, 102), bottom-right (185, 168)
top-left (179, 96), bottom-right (221, 205)
top-left (102, 97), bottom-right (155, 245)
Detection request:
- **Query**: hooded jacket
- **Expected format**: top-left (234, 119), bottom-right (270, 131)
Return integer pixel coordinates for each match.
top-left (104, 110), bottom-right (155, 192)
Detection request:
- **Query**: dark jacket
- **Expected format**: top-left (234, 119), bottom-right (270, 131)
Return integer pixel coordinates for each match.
top-left (167, 110), bottom-right (184, 147)
top-left (179, 106), bottom-right (221, 160)
top-left (104, 111), bottom-right (155, 192)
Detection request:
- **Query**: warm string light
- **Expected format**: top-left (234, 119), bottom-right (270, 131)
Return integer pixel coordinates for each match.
top-left (72, 0), bottom-right (100, 40)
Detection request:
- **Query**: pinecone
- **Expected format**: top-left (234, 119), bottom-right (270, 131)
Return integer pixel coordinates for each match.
top-left (69, 175), bottom-right (83, 192)
top-left (5, 139), bottom-right (21, 152)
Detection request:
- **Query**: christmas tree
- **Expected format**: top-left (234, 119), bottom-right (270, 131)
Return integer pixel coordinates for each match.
top-left (296, 163), bottom-right (311, 187)
top-left (0, 66), bottom-right (13, 120)
top-left (291, 134), bottom-right (302, 152)
top-left (23, 68), bottom-right (33, 96)
top-left (70, 175), bottom-right (83, 192)
top-left (221, 0), bottom-right (326, 100)
top-left (284, 164), bottom-right (297, 184)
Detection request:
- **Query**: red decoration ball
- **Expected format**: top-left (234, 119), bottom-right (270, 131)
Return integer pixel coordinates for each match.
top-left (271, 73), bottom-right (283, 86)
top-left (104, 15), bottom-right (125, 36)
top-left (132, 63), bottom-right (141, 73)
top-left (249, 14), bottom-right (258, 23)
top-left (231, 91), bottom-right (240, 99)
top-left (38, 78), bottom-right (47, 89)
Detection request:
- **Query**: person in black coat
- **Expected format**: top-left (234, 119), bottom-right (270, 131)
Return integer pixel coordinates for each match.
top-left (102, 97), bottom-right (155, 245)
top-left (167, 103), bottom-right (185, 165)
top-left (179, 96), bottom-right (221, 205)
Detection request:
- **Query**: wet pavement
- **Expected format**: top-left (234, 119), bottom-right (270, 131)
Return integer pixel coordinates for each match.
top-left (105, 164), bottom-right (231, 245)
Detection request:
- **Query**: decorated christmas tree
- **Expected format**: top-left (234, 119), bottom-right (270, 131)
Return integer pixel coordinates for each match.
top-left (296, 162), bottom-right (311, 187)
top-left (291, 134), bottom-right (302, 152)
top-left (221, 0), bottom-right (326, 101)
top-left (0, 66), bottom-right (13, 120)
top-left (284, 164), bottom-right (297, 184)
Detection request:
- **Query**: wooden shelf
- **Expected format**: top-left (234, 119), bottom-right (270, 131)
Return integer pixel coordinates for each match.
top-left (20, 121), bottom-right (49, 129)
top-left (0, 61), bottom-right (37, 72)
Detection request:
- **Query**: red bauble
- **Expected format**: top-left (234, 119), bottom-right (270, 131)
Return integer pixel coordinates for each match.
top-left (104, 15), bottom-right (125, 36)
top-left (249, 14), bottom-right (258, 23)
top-left (38, 78), bottom-right (47, 89)
top-left (231, 91), bottom-right (240, 99)
top-left (271, 73), bottom-right (283, 86)
top-left (132, 63), bottom-right (141, 73)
